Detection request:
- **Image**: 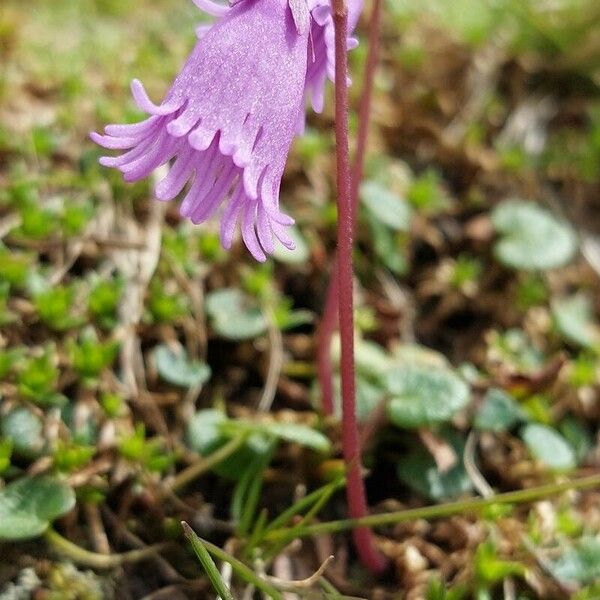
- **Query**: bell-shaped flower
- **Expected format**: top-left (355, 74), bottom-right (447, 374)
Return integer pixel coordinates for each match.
top-left (93, 0), bottom-right (311, 261)
top-left (92, 0), bottom-right (362, 261)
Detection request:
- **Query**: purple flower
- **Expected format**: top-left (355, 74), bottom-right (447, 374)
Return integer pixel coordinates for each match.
top-left (92, 0), bottom-right (362, 261)
top-left (304, 0), bottom-right (362, 114)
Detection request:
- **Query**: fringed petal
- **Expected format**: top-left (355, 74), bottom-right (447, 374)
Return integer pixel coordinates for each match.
top-left (191, 0), bottom-right (230, 17)
top-left (93, 0), bottom-right (310, 261)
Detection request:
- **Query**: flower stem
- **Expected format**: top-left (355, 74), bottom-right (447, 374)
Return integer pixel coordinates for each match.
top-left (331, 0), bottom-right (387, 574)
top-left (319, 0), bottom-right (383, 417)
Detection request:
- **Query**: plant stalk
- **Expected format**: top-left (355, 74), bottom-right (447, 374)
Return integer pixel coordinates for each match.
top-left (331, 0), bottom-right (387, 574)
top-left (319, 0), bottom-right (383, 416)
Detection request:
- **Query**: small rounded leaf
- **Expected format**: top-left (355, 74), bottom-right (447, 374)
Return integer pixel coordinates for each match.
top-left (205, 288), bottom-right (267, 340)
top-left (260, 422), bottom-right (330, 453)
top-left (397, 430), bottom-right (473, 500)
top-left (0, 476), bottom-right (75, 540)
top-left (492, 200), bottom-right (577, 271)
top-left (385, 365), bottom-right (470, 428)
top-left (361, 181), bottom-right (412, 231)
top-left (521, 423), bottom-right (576, 471)
top-left (552, 294), bottom-right (600, 350)
top-left (474, 388), bottom-right (527, 432)
top-left (155, 345), bottom-right (211, 388)
top-left (1, 408), bottom-right (44, 458)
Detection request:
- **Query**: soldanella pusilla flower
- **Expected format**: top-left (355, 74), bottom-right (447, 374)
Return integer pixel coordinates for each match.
top-left (92, 0), bottom-right (363, 261)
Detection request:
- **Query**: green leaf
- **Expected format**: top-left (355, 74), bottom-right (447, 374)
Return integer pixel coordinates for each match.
top-left (186, 410), bottom-right (271, 481)
top-left (475, 541), bottom-right (526, 584)
top-left (69, 331), bottom-right (119, 381)
top-left (0, 476), bottom-right (75, 540)
top-left (154, 345), bottom-right (211, 388)
top-left (474, 388), bottom-right (527, 432)
top-left (118, 424), bottom-right (174, 473)
top-left (549, 538), bottom-right (600, 585)
top-left (397, 430), bottom-right (473, 501)
top-left (361, 180), bottom-right (412, 231)
top-left (491, 200), bottom-right (577, 271)
top-left (331, 336), bottom-right (391, 379)
top-left (332, 374), bottom-right (385, 423)
top-left (0, 439), bottom-right (12, 474)
top-left (0, 346), bottom-right (26, 380)
top-left (521, 423), bottom-right (576, 470)
top-left (552, 294), bottom-right (600, 349)
top-left (559, 417), bottom-right (593, 463)
top-left (406, 169), bottom-right (448, 214)
top-left (0, 246), bottom-right (33, 286)
top-left (53, 442), bottom-right (96, 473)
top-left (17, 350), bottom-right (60, 405)
top-left (368, 217), bottom-right (409, 275)
top-left (33, 284), bottom-right (84, 331)
top-left (258, 422), bottom-right (330, 453)
top-left (187, 409), bottom-right (227, 451)
top-left (205, 288), bottom-right (267, 340)
top-left (385, 365), bottom-right (470, 428)
top-left (148, 280), bottom-right (187, 324)
top-left (1, 407), bottom-right (44, 458)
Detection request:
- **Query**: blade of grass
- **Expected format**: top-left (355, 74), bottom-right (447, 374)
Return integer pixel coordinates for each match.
top-left (245, 508), bottom-right (269, 557)
top-left (264, 474), bottom-right (600, 545)
top-left (263, 475), bottom-right (346, 535)
top-left (182, 522), bottom-right (234, 600)
top-left (239, 451), bottom-right (272, 535)
top-left (232, 441), bottom-right (276, 536)
top-left (265, 475), bottom-right (344, 560)
top-left (197, 535), bottom-right (285, 600)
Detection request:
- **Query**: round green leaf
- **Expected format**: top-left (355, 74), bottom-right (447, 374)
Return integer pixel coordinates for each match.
top-left (205, 288), bottom-right (267, 340)
top-left (521, 423), bottom-right (576, 470)
top-left (0, 476), bottom-right (75, 540)
top-left (492, 200), bottom-right (577, 271)
top-left (1, 408), bottom-right (44, 458)
top-left (186, 409), bottom-right (227, 452)
top-left (361, 181), bottom-right (412, 231)
top-left (154, 345), bottom-right (211, 388)
top-left (552, 294), bottom-right (600, 349)
top-left (474, 388), bottom-right (527, 432)
top-left (385, 365), bottom-right (470, 428)
top-left (397, 430), bottom-right (473, 500)
top-left (259, 422), bottom-right (330, 453)
top-left (332, 375), bottom-right (385, 423)
top-left (549, 538), bottom-right (600, 585)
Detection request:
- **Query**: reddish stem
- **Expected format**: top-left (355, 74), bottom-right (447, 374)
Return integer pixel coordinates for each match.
top-left (318, 0), bottom-right (383, 417)
top-left (331, 0), bottom-right (387, 574)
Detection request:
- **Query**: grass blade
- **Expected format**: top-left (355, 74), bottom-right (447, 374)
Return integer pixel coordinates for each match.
top-left (182, 522), bottom-right (234, 600)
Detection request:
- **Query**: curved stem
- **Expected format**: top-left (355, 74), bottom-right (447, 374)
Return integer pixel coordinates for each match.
top-left (167, 434), bottom-right (248, 494)
top-left (331, 0), bottom-right (387, 574)
top-left (45, 528), bottom-right (168, 570)
top-left (318, 0), bottom-right (383, 417)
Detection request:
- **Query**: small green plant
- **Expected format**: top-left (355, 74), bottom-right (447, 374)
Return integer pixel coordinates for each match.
top-left (118, 424), bottom-right (174, 473)
top-left (68, 329), bottom-right (119, 382)
top-left (17, 349), bottom-right (65, 406)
